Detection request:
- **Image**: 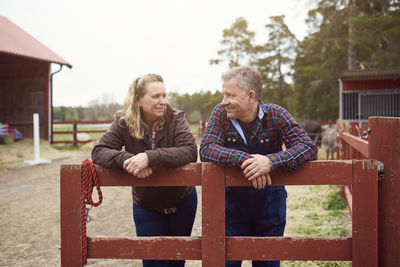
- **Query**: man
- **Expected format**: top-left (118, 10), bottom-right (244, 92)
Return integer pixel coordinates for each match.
top-left (200, 66), bottom-right (318, 267)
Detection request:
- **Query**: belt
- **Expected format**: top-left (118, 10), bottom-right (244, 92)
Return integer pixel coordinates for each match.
top-left (158, 207), bottom-right (177, 214)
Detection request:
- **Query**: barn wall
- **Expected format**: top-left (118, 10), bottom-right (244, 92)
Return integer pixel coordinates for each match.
top-left (342, 79), bottom-right (400, 91)
top-left (0, 53), bottom-right (50, 139)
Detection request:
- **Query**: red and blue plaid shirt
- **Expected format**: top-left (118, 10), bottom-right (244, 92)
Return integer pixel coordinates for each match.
top-left (200, 101), bottom-right (318, 170)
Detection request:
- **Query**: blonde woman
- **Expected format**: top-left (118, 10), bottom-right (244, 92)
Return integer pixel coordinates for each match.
top-left (92, 73), bottom-right (198, 267)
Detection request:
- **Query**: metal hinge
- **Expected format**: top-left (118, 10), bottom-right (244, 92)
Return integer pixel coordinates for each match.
top-left (377, 161), bottom-right (384, 181)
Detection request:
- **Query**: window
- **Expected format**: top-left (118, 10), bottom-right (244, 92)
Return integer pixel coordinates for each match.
top-left (342, 90), bottom-right (400, 120)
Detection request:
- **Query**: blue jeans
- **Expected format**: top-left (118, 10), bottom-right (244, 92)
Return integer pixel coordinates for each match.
top-left (226, 186), bottom-right (287, 267)
top-left (133, 188), bottom-right (197, 267)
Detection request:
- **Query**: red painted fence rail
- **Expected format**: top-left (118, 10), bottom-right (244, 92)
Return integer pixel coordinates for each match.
top-left (61, 160), bottom-right (379, 267)
top-left (337, 117), bottom-right (400, 267)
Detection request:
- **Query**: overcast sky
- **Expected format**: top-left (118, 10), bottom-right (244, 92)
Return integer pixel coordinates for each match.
top-left (1, 0), bottom-right (314, 107)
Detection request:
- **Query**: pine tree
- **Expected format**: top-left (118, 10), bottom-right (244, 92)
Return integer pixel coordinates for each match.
top-left (253, 15), bottom-right (297, 109)
top-left (210, 17), bottom-right (256, 68)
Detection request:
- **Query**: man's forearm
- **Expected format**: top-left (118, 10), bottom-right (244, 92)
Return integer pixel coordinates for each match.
top-left (267, 142), bottom-right (318, 170)
top-left (200, 143), bottom-right (251, 167)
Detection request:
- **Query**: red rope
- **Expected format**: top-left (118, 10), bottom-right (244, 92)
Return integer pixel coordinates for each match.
top-left (81, 158), bottom-right (103, 265)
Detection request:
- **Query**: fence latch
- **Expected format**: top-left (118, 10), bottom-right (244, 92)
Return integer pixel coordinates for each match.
top-left (355, 125), bottom-right (370, 139)
top-left (377, 161), bottom-right (384, 181)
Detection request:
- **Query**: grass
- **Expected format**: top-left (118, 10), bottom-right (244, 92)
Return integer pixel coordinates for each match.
top-left (280, 185), bottom-right (352, 267)
top-left (323, 189), bottom-right (347, 211)
top-left (51, 144), bottom-right (82, 151)
top-left (52, 132), bottom-right (104, 142)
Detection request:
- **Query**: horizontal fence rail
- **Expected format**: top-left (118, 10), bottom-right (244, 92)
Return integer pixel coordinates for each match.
top-left (61, 160), bottom-right (379, 267)
top-left (52, 120), bottom-right (204, 145)
top-left (52, 120), bottom-right (113, 145)
top-left (340, 132), bottom-right (369, 158)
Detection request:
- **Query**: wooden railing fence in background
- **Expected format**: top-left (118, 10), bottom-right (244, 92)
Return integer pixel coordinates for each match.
top-left (52, 120), bottom-right (204, 145)
top-left (52, 120), bottom-right (113, 145)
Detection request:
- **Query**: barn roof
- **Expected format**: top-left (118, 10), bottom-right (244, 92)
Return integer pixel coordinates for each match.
top-left (341, 68), bottom-right (400, 81)
top-left (0, 16), bottom-right (72, 68)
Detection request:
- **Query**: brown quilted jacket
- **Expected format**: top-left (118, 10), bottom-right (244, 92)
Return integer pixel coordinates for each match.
top-left (91, 105), bottom-right (197, 210)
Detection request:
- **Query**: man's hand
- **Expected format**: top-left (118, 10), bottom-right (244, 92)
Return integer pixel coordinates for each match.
top-left (123, 153), bottom-right (149, 176)
top-left (250, 174), bottom-right (272, 189)
top-left (241, 154), bottom-right (273, 183)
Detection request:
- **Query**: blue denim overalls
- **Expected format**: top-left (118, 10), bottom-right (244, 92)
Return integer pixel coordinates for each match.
top-left (225, 118), bottom-right (287, 267)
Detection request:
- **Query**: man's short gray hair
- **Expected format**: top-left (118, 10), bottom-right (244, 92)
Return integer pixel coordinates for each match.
top-left (221, 66), bottom-right (263, 99)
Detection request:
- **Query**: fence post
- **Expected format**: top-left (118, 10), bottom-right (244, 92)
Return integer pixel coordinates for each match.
top-left (352, 160), bottom-right (378, 267)
top-left (202, 163), bottom-right (225, 266)
top-left (73, 121), bottom-right (78, 146)
top-left (60, 165), bottom-right (83, 267)
top-left (198, 120), bottom-right (202, 138)
top-left (337, 121), bottom-right (343, 160)
top-left (369, 117), bottom-right (400, 267)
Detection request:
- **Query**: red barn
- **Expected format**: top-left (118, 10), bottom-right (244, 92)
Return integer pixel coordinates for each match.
top-left (0, 16), bottom-right (72, 141)
top-left (339, 68), bottom-right (400, 135)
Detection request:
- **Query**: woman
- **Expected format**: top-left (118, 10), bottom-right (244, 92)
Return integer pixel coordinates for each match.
top-left (92, 73), bottom-right (198, 267)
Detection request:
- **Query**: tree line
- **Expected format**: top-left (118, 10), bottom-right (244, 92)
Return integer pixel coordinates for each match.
top-left (55, 0), bottom-right (399, 122)
top-left (53, 91), bottom-right (222, 122)
top-left (210, 0), bottom-right (399, 121)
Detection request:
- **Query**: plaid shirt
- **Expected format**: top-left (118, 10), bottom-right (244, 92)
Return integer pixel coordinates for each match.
top-left (200, 101), bottom-right (318, 170)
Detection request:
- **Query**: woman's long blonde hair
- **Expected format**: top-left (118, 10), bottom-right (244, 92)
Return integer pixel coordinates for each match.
top-left (115, 73), bottom-right (166, 139)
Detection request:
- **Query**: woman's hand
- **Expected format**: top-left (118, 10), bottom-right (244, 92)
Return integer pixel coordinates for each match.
top-left (134, 167), bottom-right (153, 179)
top-left (123, 153), bottom-right (150, 176)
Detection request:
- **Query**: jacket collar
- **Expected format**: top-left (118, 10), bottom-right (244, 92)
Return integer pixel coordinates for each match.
top-left (152, 104), bottom-right (174, 144)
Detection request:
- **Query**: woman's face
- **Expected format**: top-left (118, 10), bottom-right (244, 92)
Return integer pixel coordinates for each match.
top-left (139, 81), bottom-right (167, 124)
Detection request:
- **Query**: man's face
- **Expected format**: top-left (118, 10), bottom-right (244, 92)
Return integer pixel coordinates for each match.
top-left (221, 78), bottom-right (252, 121)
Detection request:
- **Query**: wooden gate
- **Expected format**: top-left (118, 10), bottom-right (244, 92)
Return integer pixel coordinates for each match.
top-left (61, 160), bottom-right (379, 266)
top-left (337, 117), bottom-right (400, 267)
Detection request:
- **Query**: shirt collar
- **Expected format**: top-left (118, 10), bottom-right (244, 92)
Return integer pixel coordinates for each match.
top-left (258, 99), bottom-right (267, 119)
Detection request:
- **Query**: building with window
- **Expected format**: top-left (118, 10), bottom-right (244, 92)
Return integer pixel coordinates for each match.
top-left (339, 68), bottom-right (400, 135)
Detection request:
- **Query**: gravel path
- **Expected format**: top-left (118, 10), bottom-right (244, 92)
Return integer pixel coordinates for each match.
top-left (1, 151), bottom-right (89, 266)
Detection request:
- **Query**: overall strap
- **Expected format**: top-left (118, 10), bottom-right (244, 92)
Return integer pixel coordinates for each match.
top-left (229, 106), bottom-right (264, 145)
top-left (230, 119), bottom-right (247, 145)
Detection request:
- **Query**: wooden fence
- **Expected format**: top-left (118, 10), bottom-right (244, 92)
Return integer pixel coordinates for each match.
top-left (52, 120), bottom-right (204, 145)
top-left (337, 117), bottom-right (400, 267)
top-left (52, 120), bottom-right (113, 145)
top-left (61, 160), bottom-right (379, 266)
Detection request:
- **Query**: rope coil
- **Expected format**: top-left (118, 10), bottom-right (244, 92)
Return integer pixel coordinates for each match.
top-left (81, 158), bottom-right (103, 265)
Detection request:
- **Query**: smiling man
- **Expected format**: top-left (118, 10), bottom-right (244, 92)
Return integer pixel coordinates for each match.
top-left (200, 66), bottom-right (318, 267)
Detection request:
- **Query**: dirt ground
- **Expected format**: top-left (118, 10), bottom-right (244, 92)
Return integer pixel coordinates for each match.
top-left (0, 140), bottom-right (346, 267)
